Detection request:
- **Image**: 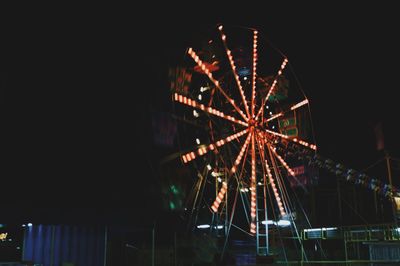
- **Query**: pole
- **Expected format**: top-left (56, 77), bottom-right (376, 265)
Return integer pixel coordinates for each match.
top-left (50, 225), bottom-right (55, 266)
top-left (174, 231), bottom-right (177, 266)
top-left (385, 151), bottom-right (397, 224)
top-left (373, 190), bottom-right (379, 222)
top-left (337, 179), bottom-right (343, 224)
top-left (152, 223), bottom-right (155, 266)
top-left (104, 226), bottom-right (108, 266)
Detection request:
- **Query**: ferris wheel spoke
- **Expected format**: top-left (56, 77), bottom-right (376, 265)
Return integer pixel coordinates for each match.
top-left (265, 99), bottom-right (309, 123)
top-left (269, 145), bottom-right (295, 176)
top-left (255, 58), bottom-right (289, 120)
top-left (181, 128), bottom-right (249, 164)
top-left (218, 25), bottom-right (251, 119)
top-left (264, 129), bottom-right (317, 150)
top-left (230, 131), bottom-right (252, 174)
top-left (251, 30), bottom-right (258, 117)
top-left (255, 136), bottom-right (286, 216)
top-left (250, 132), bottom-right (257, 234)
top-left (211, 181), bottom-right (228, 212)
top-left (173, 93), bottom-right (248, 127)
top-left (211, 132), bottom-right (252, 213)
top-left (187, 48), bottom-right (249, 122)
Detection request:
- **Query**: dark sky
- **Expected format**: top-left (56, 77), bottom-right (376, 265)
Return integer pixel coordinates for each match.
top-left (4, 4), bottom-right (399, 224)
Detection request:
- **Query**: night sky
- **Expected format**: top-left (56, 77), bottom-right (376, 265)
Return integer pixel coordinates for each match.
top-left (4, 4), bottom-right (400, 225)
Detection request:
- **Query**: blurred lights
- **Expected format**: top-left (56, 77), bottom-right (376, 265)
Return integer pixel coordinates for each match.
top-left (218, 27), bottom-right (251, 119)
top-left (290, 99), bottom-right (309, 110)
top-left (251, 30), bottom-right (258, 116)
top-left (292, 138), bottom-right (317, 150)
top-left (200, 86), bottom-right (210, 92)
top-left (266, 112), bottom-right (283, 122)
top-left (211, 182), bottom-right (228, 212)
top-left (197, 224), bottom-right (210, 229)
top-left (264, 156), bottom-right (286, 216)
top-left (271, 147), bottom-right (295, 176)
top-left (262, 220), bottom-right (291, 227)
top-left (187, 48), bottom-right (248, 121)
top-left (230, 132), bottom-right (252, 173)
top-left (256, 58), bottom-right (289, 120)
top-left (174, 93), bottom-right (248, 127)
top-left (250, 135), bottom-right (257, 233)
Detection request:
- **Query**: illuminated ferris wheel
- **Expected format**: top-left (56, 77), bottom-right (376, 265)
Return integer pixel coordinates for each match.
top-left (170, 24), bottom-right (317, 256)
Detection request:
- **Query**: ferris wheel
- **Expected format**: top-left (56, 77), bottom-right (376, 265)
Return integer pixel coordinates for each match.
top-left (169, 24), bottom-right (317, 257)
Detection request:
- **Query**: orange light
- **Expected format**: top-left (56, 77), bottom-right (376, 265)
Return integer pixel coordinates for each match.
top-left (173, 92), bottom-right (248, 127)
top-left (187, 48), bottom-right (248, 120)
top-left (182, 129), bottom-right (248, 164)
top-left (265, 129), bottom-right (289, 139)
top-left (218, 28), bottom-right (251, 119)
top-left (211, 182), bottom-right (228, 212)
top-left (291, 137), bottom-right (317, 150)
top-left (264, 156), bottom-right (286, 216)
top-left (255, 57), bottom-right (289, 120)
top-left (182, 155), bottom-right (187, 163)
top-left (266, 112), bottom-right (284, 122)
top-left (251, 30), bottom-right (258, 117)
top-left (231, 132), bottom-right (252, 174)
top-left (270, 147), bottom-right (295, 178)
top-left (290, 99), bottom-right (309, 110)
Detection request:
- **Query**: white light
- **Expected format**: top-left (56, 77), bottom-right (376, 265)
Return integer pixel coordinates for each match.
top-left (196, 138), bottom-right (200, 145)
top-left (206, 164), bottom-right (212, 170)
top-left (214, 225), bottom-right (224, 229)
top-left (22, 224), bottom-right (26, 227)
top-left (266, 105), bottom-right (269, 109)
top-left (304, 227), bottom-right (337, 232)
top-left (27, 223), bottom-right (33, 227)
top-left (200, 86), bottom-right (210, 92)
top-left (197, 224), bottom-right (210, 229)
top-left (217, 177), bottom-right (222, 183)
top-left (272, 125), bottom-right (275, 129)
top-left (269, 111), bottom-right (273, 115)
top-left (257, 182), bottom-right (263, 186)
top-left (193, 110), bottom-right (199, 117)
top-left (261, 220), bottom-right (275, 225)
top-left (244, 76), bottom-right (248, 80)
top-left (325, 227), bottom-right (337, 231)
top-left (244, 188), bottom-right (249, 192)
top-left (211, 171), bottom-right (217, 177)
top-left (198, 94), bottom-right (202, 100)
top-left (277, 220), bottom-right (291, 227)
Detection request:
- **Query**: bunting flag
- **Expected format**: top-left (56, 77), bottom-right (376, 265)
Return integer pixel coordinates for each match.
top-left (169, 66), bottom-right (192, 94)
top-left (276, 143), bottom-right (399, 200)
